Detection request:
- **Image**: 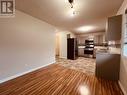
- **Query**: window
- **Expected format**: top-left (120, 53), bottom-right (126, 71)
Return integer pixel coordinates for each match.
top-left (123, 15), bottom-right (127, 57)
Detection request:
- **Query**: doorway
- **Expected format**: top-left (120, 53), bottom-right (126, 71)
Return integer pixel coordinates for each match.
top-left (55, 33), bottom-right (60, 58)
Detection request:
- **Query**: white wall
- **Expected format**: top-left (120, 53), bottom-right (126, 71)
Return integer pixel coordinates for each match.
top-left (117, 0), bottom-right (127, 94)
top-left (0, 10), bottom-right (56, 83)
top-left (56, 31), bottom-right (75, 58)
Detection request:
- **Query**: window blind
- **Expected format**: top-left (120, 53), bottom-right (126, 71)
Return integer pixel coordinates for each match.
top-left (125, 14), bottom-right (127, 44)
top-left (124, 14), bottom-right (127, 56)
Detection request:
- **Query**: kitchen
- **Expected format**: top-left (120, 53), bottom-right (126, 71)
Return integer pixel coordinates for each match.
top-left (67, 15), bottom-right (122, 81)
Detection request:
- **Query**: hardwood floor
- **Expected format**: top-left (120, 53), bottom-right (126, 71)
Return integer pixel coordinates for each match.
top-left (0, 64), bottom-right (123, 95)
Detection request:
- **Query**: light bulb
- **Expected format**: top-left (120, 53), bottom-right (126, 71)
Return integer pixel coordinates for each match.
top-left (71, 8), bottom-right (76, 16)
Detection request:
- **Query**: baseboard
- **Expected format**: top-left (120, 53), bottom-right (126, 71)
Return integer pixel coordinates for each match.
top-left (0, 61), bottom-right (55, 84)
top-left (59, 56), bottom-right (67, 59)
top-left (119, 81), bottom-right (127, 95)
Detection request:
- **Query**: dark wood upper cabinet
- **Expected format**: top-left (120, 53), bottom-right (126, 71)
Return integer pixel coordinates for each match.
top-left (106, 15), bottom-right (122, 41)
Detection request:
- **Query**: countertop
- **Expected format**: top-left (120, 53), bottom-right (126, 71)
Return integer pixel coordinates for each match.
top-left (78, 45), bottom-right (120, 54)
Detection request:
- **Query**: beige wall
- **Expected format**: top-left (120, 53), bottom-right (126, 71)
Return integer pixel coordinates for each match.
top-left (0, 10), bottom-right (56, 83)
top-left (56, 31), bottom-right (76, 59)
top-left (117, 0), bottom-right (127, 94)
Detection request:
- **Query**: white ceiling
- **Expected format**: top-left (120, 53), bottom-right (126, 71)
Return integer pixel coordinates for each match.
top-left (16, 0), bottom-right (123, 34)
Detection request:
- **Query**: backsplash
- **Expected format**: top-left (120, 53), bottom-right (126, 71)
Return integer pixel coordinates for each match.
top-left (108, 40), bottom-right (121, 48)
top-left (108, 40), bottom-right (121, 54)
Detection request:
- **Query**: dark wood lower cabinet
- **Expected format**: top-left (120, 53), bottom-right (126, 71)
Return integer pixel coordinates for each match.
top-left (96, 53), bottom-right (120, 81)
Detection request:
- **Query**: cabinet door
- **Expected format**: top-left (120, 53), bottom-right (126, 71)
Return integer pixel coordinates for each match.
top-left (96, 53), bottom-right (120, 81)
top-left (106, 15), bottom-right (122, 41)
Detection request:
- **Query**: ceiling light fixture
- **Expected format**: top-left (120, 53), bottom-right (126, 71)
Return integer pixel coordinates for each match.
top-left (76, 26), bottom-right (95, 32)
top-left (68, 0), bottom-right (74, 8)
top-left (68, 0), bottom-right (76, 15)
